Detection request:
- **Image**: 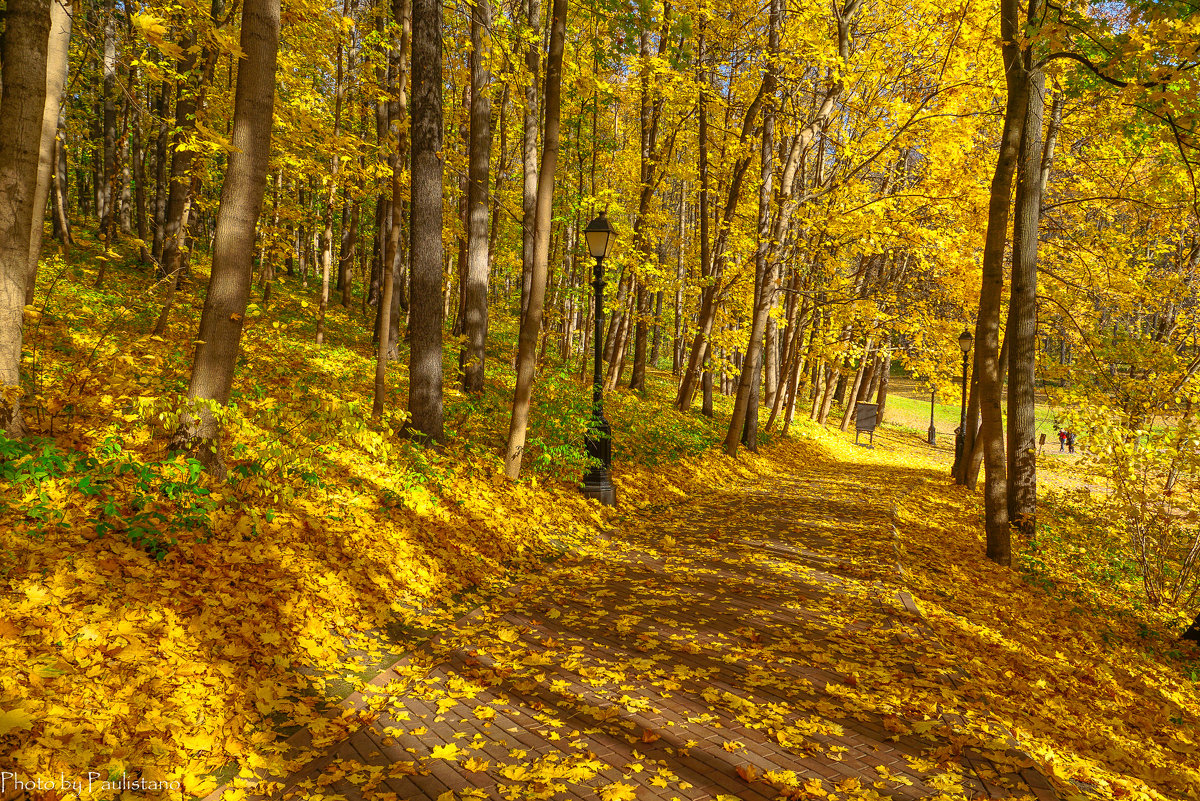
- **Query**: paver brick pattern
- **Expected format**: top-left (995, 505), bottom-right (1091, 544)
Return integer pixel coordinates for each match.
top-left (218, 459), bottom-right (1058, 801)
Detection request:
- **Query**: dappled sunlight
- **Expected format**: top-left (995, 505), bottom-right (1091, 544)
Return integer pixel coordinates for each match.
top-left (206, 434), bottom-right (1057, 801)
top-left (894, 476), bottom-right (1200, 800)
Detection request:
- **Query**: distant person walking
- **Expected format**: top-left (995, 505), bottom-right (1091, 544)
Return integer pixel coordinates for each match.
top-left (1058, 429), bottom-right (1067, 452)
top-left (1067, 431), bottom-right (1076, 454)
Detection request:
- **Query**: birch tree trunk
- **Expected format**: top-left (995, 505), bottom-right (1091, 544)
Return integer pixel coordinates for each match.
top-left (99, 0), bottom-right (118, 243)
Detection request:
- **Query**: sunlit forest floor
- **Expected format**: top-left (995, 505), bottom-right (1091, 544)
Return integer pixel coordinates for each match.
top-left (2, 236), bottom-right (1199, 800)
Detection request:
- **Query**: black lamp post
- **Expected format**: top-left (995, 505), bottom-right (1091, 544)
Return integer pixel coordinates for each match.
top-left (581, 212), bottom-right (617, 506)
top-left (954, 329), bottom-right (973, 471)
top-left (927, 389), bottom-right (937, 446)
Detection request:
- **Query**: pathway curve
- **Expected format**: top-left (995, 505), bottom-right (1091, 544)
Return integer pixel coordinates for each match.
top-left (218, 453), bottom-right (1059, 801)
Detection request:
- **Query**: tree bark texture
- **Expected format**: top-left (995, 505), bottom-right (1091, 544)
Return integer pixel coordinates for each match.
top-left (0, 0), bottom-right (52, 436)
top-left (725, 0), bottom-right (778, 456)
top-left (374, 0), bottom-right (410, 415)
top-left (24, 0), bottom-right (71, 306)
top-left (973, 0), bottom-right (1028, 566)
top-left (173, 0), bottom-right (279, 473)
top-left (408, 0), bottom-right (445, 442)
top-left (504, 0), bottom-right (566, 480)
top-left (460, 0), bottom-right (493, 393)
top-left (519, 0), bottom-right (540, 319)
top-left (1005, 67), bottom-right (1045, 538)
top-left (99, 0), bottom-right (118, 240)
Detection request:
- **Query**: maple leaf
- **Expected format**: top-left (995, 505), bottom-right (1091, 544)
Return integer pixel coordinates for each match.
top-left (429, 743), bottom-right (460, 761)
top-left (0, 707), bottom-right (34, 735)
top-left (500, 764), bottom-right (532, 781)
top-left (597, 782), bottom-right (639, 801)
top-left (736, 764), bottom-right (759, 782)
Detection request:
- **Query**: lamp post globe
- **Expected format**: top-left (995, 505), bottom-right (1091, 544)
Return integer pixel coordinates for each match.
top-left (584, 212), bottom-right (616, 260)
top-left (958, 330), bottom-right (973, 354)
top-left (582, 212), bottom-right (617, 506)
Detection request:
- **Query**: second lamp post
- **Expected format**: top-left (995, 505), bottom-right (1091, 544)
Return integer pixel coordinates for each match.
top-left (954, 329), bottom-right (973, 471)
top-left (581, 213), bottom-right (617, 506)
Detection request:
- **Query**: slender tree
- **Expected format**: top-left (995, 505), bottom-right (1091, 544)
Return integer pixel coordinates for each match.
top-left (504, 0), bottom-right (567, 479)
top-left (1005, 67), bottom-right (1045, 539)
top-left (460, 0), bottom-right (493, 393)
top-left (407, 0), bottom-right (445, 441)
top-left (725, 0), bottom-right (780, 456)
top-left (0, 0), bottom-right (52, 436)
top-left (374, 0), bottom-right (410, 418)
top-left (964, 0), bottom-right (1029, 564)
top-left (25, 0), bottom-right (72, 306)
top-left (518, 0), bottom-right (540, 318)
top-left (171, 0), bottom-right (280, 472)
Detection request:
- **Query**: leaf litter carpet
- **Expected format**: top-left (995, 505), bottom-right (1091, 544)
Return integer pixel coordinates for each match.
top-left (213, 457), bottom-right (1058, 801)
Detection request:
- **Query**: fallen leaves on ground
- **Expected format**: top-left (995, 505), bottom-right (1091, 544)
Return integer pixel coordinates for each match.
top-left (894, 474), bottom-right (1200, 801)
top-left (204, 430), bottom-right (1076, 801)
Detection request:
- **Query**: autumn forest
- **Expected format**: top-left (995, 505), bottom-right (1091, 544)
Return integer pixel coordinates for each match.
top-left (2, 0), bottom-right (1200, 798)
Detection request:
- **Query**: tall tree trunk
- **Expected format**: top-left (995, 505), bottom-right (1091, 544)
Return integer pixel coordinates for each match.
top-left (0, 0), bottom-right (51, 436)
top-left (152, 81), bottom-right (170, 265)
top-left (24, 0), bottom-right (72, 306)
top-left (262, 171), bottom-right (281, 306)
top-left (763, 314), bottom-right (779, 411)
top-left (1007, 67), bottom-right (1054, 537)
top-left (118, 86), bottom-right (133, 236)
top-left (875, 350), bottom-right (892, 423)
top-left (724, 0), bottom-right (778, 457)
top-left (51, 117), bottom-right (73, 247)
top-left (153, 1), bottom-right (225, 333)
top-left (650, 289), bottom-right (664, 366)
top-left (171, 0), bottom-right (279, 474)
top-left (488, 87), bottom-right (508, 270)
top-left (678, 24), bottom-right (710, 405)
top-left (519, 0), bottom-right (540, 319)
top-left (373, 0), bottom-right (407, 416)
top-left (131, 77), bottom-right (150, 264)
top-left (460, 0), bottom-right (493, 393)
top-left (317, 0), bottom-right (349, 346)
top-left (338, 187), bottom-right (354, 306)
top-left (673, 190), bottom-right (685, 376)
top-left (408, 0), bottom-right (444, 441)
top-left (971, 0), bottom-right (1028, 565)
top-left (629, 287), bottom-right (652, 391)
top-left (99, 0), bottom-right (118, 242)
top-left (504, 0), bottom-right (566, 480)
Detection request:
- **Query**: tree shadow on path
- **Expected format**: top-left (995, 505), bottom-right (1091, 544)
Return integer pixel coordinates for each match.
top-left (216, 442), bottom-right (1060, 801)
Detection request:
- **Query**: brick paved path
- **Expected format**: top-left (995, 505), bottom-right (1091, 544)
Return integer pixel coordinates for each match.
top-left (212, 460), bottom-right (1059, 801)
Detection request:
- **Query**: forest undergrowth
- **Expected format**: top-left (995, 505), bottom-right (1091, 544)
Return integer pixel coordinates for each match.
top-left (2, 239), bottom-right (1199, 800)
top-left (0, 237), bottom-right (766, 797)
